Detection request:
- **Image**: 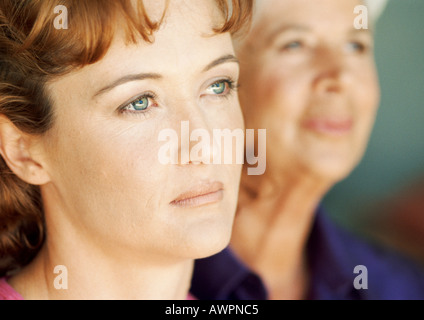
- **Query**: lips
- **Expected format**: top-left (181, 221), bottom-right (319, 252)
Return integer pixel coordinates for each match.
top-left (302, 118), bottom-right (353, 136)
top-left (170, 181), bottom-right (224, 208)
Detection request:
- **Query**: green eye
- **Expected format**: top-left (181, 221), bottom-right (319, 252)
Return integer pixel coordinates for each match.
top-left (285, 41), bottom-right (302, 49)
top-left (347, 41), bottom-right (367, 53)
top-left (210, 81), bottom-right (227, 94)
top-left (280, 41), bottom-right (303, 52)
top-left (130, 97), bottom-right (149, 111)
top-left (119, 92), bottom-right (157, 116)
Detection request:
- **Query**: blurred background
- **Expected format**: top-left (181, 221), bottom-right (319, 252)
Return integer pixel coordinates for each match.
top-left (323, 0), bottom-right (424, 266)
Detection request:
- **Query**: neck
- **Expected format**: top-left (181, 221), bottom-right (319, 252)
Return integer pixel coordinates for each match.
top-left (231, 167), bottom-right (332, 299)
top-left (10, 212), bottom-right (193, 300)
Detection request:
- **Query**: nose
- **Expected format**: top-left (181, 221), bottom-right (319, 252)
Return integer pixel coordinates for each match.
top-left (312, 45), bottom-right (346, 94)
top-left (175, 99), bottom-right (218, 166)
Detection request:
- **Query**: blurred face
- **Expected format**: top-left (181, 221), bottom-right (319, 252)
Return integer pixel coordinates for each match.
top-left (40, 0), bottom-right (243, 262)
top-left (238, 0), bottom-right (380, 181)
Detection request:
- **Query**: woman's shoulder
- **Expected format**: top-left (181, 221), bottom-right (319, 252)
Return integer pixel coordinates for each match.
top-left (0, 277), bottom-right (24, 300)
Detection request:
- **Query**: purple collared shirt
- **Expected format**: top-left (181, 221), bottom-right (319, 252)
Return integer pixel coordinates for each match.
top-left (190, 207), bottom-right (424, 300)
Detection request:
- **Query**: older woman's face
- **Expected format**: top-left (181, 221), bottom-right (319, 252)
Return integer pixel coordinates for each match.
top-left (41, 0), bottom-right (243, 261)
top-left (238, 0), bottom-right (380, 180)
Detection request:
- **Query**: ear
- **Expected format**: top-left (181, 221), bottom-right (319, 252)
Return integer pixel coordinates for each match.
top-left (0, 115), bottom-right (51, 185)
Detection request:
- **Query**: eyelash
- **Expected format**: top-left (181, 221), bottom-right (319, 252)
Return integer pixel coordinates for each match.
top-left (206, 78), bottom-right (239, 99)
top-left (280, 40), bottom-right (303, 52)
top-left (118, 92), bottom-right (158, 117)
top-left (347, 41), bottom-right (370, 54)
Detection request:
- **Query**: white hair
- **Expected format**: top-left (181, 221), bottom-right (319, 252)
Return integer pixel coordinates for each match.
top-left (364, 0), bottom-right (389, 22)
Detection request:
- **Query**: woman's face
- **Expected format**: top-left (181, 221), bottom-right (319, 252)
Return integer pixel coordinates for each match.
top-left (238, 0), bottom-right (380, 181)
top-left (40, 0), bottom-right (243, 261)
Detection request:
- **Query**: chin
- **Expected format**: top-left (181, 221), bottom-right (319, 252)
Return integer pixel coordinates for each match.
top-left (322, 166), bottom-right (354, 183)
top-left (300, 143), bottom-right (364, 181)
top-left (305, 156), bottom-right (358, 182)
top-left (181, 219), bottom-right (234, 260)
top-left (191, 242), bottom-right (229, 260)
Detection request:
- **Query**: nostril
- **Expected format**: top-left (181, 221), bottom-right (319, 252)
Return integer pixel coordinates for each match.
top-left (313, 72), bottom-right (343, 94)
top-left (326, 83), bottom-right (341, 93)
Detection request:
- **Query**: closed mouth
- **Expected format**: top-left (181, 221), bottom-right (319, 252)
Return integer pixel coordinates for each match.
top-left (170, 181), bottom-right (224, 208)
top-left (302, 118), bottom-right (353, 135)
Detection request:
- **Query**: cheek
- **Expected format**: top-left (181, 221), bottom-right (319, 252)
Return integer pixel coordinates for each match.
top-left (48, 120), bottom-right (164, 206)
top-left (252, 60), bottom-right (309, 137)
top-left (207, 93), bottom-right (244, 131)
top-left (353, 67), bottom-right (380, 135)
top-left (86, 130), bottom-right (163, 191)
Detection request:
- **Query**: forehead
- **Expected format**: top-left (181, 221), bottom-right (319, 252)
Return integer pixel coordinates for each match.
top-left (254, 0), bottom-right (363, 30)
top-left (101, 3), bottom-right (232, 75)
top-left (48, 0), bottom-right (234, 96)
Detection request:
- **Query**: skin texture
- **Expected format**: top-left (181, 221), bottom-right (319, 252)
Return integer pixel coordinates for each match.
top-left (1, 0), bottom-right (243, 299)
top-left (232, 0), bottom-right (380, 299)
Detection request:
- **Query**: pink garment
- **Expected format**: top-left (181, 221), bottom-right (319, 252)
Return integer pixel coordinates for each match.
top-left (0, 277), bottom-right (24, 300)
top-left (0, 277), bottom-right (195, 300)
top-left (186, 293), bottom-right (197, 300)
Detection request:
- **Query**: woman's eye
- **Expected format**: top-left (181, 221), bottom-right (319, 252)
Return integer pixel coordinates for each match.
top-left (130, 97), bottom-right (149, 111)
top-left (205, 80), bottom-right (235, 96)
top-left (280, 41), bottom-right (303, 52)
top-left (210, 81), bottom-right (226, 94)
top-left (346, 41), bottom-right (368, 54)
top-left (120, 93), bottom-right (157, 113)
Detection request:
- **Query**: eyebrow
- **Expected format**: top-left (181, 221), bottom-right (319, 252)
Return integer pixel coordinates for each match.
top-left (348, 28), bottom-right (374, 36)
top-left (92, 54), bottom-right (239, 99)
top-left (266, 24), bottom-right (311, 44)
top-left (93, 73), bottom-right (162, 98)
top-left (203, 54), bottom-right (239, 72)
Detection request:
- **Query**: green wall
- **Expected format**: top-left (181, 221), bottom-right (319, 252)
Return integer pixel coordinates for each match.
top-left (323, 0), bottom-right (424, 229)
